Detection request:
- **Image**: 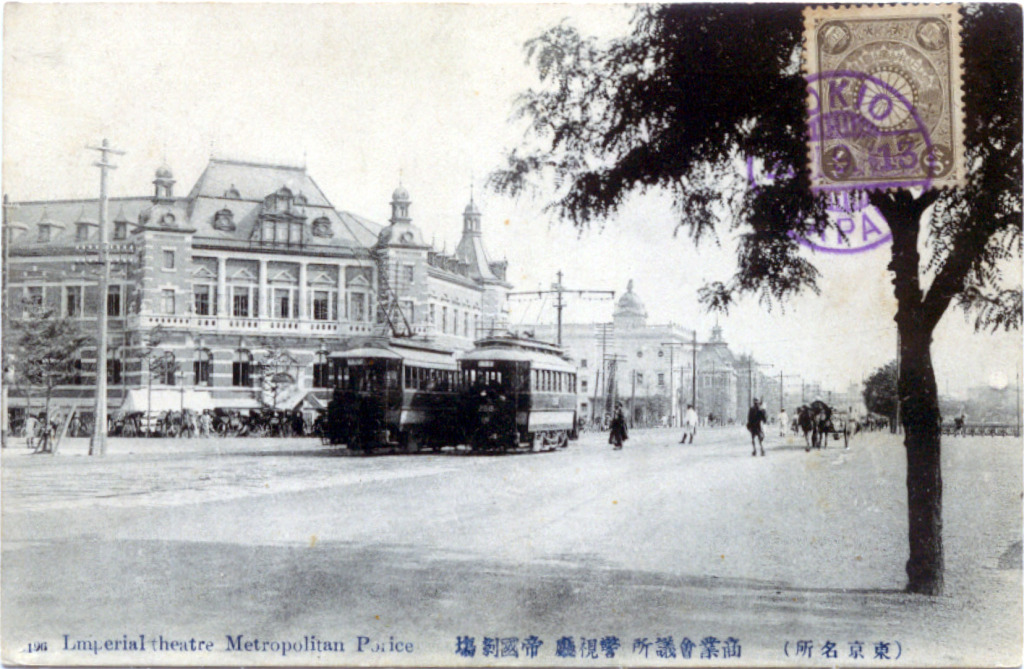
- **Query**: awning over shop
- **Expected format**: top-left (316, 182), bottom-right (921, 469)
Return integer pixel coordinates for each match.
top-left (120, 388), bottom-right (217, 413)
top-left (294, 391), bottom-right (328, 411)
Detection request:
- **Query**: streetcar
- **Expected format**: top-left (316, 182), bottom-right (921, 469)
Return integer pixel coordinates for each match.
top-left (459, 335), bottom-right (579, 452)
top-left (323, 339), bottom-right (461, 452)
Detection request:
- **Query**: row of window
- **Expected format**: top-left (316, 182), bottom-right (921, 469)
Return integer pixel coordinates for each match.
top-left (191, 284), bottom-right (371, 321)
top-left (430, 304), bottom-right (478, 337)
top-left (39, 220), bottom-right (130, 244)
top-left (532, 370), bottom-right (577, 394)
top-left (17, 284), bottom-right (127, 318)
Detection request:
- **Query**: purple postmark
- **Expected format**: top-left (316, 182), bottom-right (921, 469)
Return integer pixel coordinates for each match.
top-left (745, 155), bottom-right (892, 255)
top-left (745, 69), bottom-right (937, 253)
top-left (806, 69), bottom-right (938, 193)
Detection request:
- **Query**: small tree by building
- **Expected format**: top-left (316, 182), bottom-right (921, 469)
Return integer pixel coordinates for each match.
top-left (8, 304), bottom-right (90, 453)
top-left (257, 339), bottom-right (299, 411)
top-left (863, 361), bottom-right (898, 429)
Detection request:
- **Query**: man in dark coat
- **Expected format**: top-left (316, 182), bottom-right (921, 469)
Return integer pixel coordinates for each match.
top-left (609, 403), bottom-right (628, 450)
top-left (746, 398), bottom-right (767, 456)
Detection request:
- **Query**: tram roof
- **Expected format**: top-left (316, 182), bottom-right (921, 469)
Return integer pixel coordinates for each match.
top-left (461, 347), bottom-right (577, 372)
top-left (329, 345), bottom-right (457, 369)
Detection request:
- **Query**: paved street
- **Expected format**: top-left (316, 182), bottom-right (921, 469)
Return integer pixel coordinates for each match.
top-left (2, 427), bottom-right (1021, 666)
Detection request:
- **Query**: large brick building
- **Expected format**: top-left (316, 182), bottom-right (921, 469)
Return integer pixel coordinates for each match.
top-left (4, 158), bottom-right (510, 424)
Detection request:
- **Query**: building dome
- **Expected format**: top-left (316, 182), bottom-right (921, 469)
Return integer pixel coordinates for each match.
top-left (392, 185), bottom-right (411, 203)
top-left (155, 165), bottom-right (174, 180)
top-left (614, 280), bottom-right (647, 318)
top-left (464, 199), bottom-right (480, 216)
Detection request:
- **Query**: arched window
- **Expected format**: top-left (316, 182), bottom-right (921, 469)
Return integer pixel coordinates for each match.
top-left (233, 349), bottom-right (252, 387)
top-left (194, 348), bottom-right (212, 387)
top-left (311, 217), bottom-right (332, 238)
top-left (158, 352), bottom-right (177, 386)
top-left (213, 208), bottom-right (235, 232)
top-left (70, 354), bottom-right (84, 385)
top-left (313, 350), bottom-right (329, 388)
top-left (107, 348), bottom-right (123, 385)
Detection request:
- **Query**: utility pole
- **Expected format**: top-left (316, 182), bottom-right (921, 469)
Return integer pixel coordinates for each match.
top-left (692, 330), bottom-right (697, 410)
top-left (508, 270), bottom-right (614, 347)
top-left (2, 196), bottom-right (25, 447)
top-left (779, 373), bottom-right (802, 412)
top-left (661, 339), bottom-right (691, 428)
top-left (86, 139), bottom-right (125, 456)
top-left (594, 323), bottom-right (614, 423)
top-left (745, 359), bottom-right (774, 415)
top-left (630, 370), bottom-right (637, 428)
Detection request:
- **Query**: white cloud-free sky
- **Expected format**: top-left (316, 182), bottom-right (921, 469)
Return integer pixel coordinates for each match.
top-left (3, 3), bottom-right (1020, 395)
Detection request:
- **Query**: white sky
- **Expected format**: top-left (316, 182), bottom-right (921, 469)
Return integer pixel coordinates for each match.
top-left (3, 3), bottom-right (1020, 396)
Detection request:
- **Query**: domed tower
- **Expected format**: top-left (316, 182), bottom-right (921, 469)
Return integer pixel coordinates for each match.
top-left (153, 165), bottom-right (175, 202)
top-left (613, 280), bottom-right (648, 329)
top-left (377, 184), bottom-right (425, 247)
top-left (390, 185), bottom-right (411, 225)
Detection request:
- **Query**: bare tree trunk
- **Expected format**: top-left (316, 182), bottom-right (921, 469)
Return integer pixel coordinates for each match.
top-left (898, 323), bottom-right (944, 595)
top-left (877, 190), bottom-right (945, 595)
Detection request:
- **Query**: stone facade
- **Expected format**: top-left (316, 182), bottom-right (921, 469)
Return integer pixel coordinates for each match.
top-left (4, 158), bottom-right (510, 423)
top-left (533, 281), bottom-right (694, 426)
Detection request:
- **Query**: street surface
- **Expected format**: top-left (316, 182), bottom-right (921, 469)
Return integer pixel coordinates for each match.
top-left (2, 427), bottom-right (1021, 666)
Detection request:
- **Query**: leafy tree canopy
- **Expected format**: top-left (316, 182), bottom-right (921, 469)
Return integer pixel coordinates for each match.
top-left (863, 360), bottom-right (898, 421)
top-left (491, 3), bottom-right (1021, 328)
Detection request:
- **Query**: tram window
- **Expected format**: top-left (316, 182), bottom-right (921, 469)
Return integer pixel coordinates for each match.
top-left (404, 366), bottom-right (412, 389)
top-left (386, 369), bottom-right (399, 389)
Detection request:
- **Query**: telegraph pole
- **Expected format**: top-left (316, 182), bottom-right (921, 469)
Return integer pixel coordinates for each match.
top-left (660, 339), bottom-right (691, 428)
top-left (747, 359), bottom-right (774, 408)
top-left (87, 139), bottom-right (125, 456)
top-left (2, 196), bottom-right (24, 447)
top-left (508, 270), bottom-right (614, 347)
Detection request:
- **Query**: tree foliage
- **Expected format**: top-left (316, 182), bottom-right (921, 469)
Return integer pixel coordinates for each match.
top-left (491, 3), bottom-right (1021, 325)
top-left (863, 360), bottom-right (898, 421)
top-left (8, 304), bottom-right (90, 395)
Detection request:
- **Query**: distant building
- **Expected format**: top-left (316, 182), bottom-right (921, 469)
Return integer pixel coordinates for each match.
top-left (4, 157), bottom-right (510, 424)
top-left (533, 280), bottom-right (692, 426)
top-left (681, 324), bottom-right (739, 424)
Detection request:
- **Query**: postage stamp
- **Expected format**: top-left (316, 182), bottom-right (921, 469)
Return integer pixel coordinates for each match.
top-left (803, 4), bottom-right (965, 191)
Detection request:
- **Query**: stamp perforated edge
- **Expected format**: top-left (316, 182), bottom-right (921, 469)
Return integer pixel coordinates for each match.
top-left (801, 4), bottom-right (966, 192)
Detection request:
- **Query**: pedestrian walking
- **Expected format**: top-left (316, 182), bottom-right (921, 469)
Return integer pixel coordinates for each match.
top-left (680, 404), bottom-right (698, 444)
top-left (23, 414), bottom-right (38, 450)
top-left (747, 398), bottom-right (767, 456)
top-left (777, 408), bottom-right (789, 437)
top-left (609, 403), bottom-right (628, 450)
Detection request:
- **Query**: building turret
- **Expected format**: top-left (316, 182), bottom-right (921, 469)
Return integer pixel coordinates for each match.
top-left (153, 165), bottom-right (175, 202)
top-left (390, 185), bottom-right (411, 225)
top-left (378, 184), bottom-right (425, 247)
top-left (455, 194), bottom-right (501, 282)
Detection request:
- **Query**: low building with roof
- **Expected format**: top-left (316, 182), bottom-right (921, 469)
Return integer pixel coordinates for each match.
top-left (4, 157), bottom-right (510, 425)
